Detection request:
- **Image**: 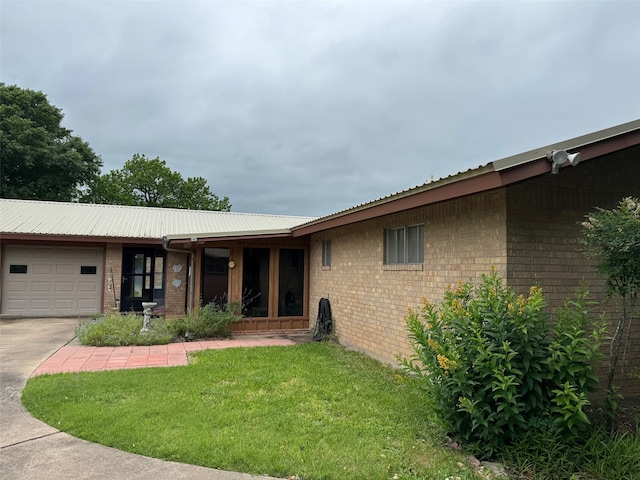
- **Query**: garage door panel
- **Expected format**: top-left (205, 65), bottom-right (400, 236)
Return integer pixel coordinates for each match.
top-left (54, 298), bottom-right (74, 310)
top-left (56, 249), bottom-right (77, 259)
top-left (33, 264), bottom-right (52, 274)
top-left (55, 264), bottom-right (75, 275)
top-left (54, 282), bottom-right (75, 292)
top-left (78, 298), bottom-right (99, 309)
top-left (78, 282), bottom-right (97, 292)
top-left (2, 246), bottom-right (104, 315)
top-left (79, 249), bottom-right (100, 259)
top-left (6, 281), bottom-right (28, 292)
top-left (31, 248), bottom-right (53, 259)
top-left (5, 299), bottom-right (27, 310)
top-left (31, 281), bottom-right (52, 292)
top-left (31, 299), bottom-right (52, 310)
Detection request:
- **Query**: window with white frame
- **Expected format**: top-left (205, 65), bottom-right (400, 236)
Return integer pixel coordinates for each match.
top-left (322, 239), bottom-right (332, 267)
top-left (384, 224), bottom-right (424, 264)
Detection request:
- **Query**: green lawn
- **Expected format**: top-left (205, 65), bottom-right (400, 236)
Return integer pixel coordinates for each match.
top-left (23, 342), bottom-right (481, 480)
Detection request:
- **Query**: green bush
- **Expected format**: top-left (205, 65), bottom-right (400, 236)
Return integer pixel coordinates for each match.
top-left (78, 301), bottom-right (243, 346)
top-left (402, 269), bottom-right (605, 458)
top-left (76, 313), bottom-right (174, 346)
top-left (166, 301), bottom-right (242, 340)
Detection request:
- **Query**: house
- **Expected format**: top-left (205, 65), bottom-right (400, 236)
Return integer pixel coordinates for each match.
top-left (295, 118), bottom-right (640, 399)
top-left (0, 203), bottom-right (315, 332)
top-left (1, 119), bottom-right (639, 397)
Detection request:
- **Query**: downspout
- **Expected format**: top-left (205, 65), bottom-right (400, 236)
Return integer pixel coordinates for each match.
top-left (162, 236), bottom-right (195, 314)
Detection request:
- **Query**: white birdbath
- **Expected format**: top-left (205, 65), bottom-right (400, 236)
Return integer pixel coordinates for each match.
top-left (141, 302), bottom-right (157, 332)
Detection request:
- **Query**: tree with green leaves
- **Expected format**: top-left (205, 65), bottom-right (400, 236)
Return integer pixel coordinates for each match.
top-left (81, 153), bottom-right (231, 211)
top-left (580, 197), bottom-right (640, 400)
top-left (0, 83), bottom-right (102, 201)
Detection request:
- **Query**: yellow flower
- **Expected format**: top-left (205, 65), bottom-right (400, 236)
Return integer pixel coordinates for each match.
top-left (428, 338), bottom-right (440, 351)
top-left (437, 354), bottom-right (450, 371)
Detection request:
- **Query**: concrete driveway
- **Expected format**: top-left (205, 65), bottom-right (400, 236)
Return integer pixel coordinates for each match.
top-left (0, 318), bottom-right (282, 480)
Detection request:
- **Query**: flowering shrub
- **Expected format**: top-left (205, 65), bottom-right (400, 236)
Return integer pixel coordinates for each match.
top-left (402, 270), bottom-right (605, 458)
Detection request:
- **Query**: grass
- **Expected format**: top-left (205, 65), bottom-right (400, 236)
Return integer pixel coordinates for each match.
top-left (22, 342), bottom-right (481, 480)
top-left (499, 426), bottom-right (640, 480)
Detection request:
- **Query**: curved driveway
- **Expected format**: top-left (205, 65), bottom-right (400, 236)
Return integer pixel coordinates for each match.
top-left (0, 318), bottom-right (283, 480)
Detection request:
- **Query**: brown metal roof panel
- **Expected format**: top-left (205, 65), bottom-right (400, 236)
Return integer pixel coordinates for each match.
top-left (293, 119), bottom-right (640, 233)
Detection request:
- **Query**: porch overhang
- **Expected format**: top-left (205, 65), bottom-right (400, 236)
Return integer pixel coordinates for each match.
top-left (162, 229), bottom-right (296, 246)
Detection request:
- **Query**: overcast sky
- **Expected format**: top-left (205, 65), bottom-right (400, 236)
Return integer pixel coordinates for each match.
top-left (2, 1), bottom-right (639, 217)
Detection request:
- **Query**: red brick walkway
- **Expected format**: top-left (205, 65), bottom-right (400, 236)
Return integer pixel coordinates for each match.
top-left (32, 337), bottom-right (297, 376)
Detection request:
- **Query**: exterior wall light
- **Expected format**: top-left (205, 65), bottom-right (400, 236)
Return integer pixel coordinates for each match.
top-left (547, 150), bottom-right (581, 174)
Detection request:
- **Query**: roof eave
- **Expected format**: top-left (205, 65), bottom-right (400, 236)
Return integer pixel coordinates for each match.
top-left (293, 119), bottom-right (640, 237)
top-left (0, 233), bottom-right (164, 244)
top-left (492, 119), bottom-right (640, 171)
top-left (292, 168), bottom-right (505, 236)
top-left (163, 228), bottom-right (295, 243)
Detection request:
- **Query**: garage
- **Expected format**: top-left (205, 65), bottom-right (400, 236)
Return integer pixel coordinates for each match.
top-left (1, 245), bottom-right (104, 315)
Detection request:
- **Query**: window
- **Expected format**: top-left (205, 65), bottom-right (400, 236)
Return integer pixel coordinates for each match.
top-left (9, 265), bottom-right (28, 274)
top-left (278, 249), bottom-right (304, 316)
top-left (154, 257), bottom-right (164, 290)
top-left (242, 248), bottom-right (270, 317)
top-left (80, 266), bottom-right (97, 274)
top-left (322, 240), bottom-right (332, 267)
top-left (201, 248), bottom-right (229, 305)
top-left (384, 225), bottom-right (424, 264)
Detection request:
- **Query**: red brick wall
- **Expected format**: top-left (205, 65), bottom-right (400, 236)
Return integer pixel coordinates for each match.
top-left (309, 189), bottom-right (507, 365)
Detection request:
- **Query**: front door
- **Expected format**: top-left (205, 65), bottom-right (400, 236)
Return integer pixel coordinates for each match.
top-left (121, 248), bottom-right (165, 312)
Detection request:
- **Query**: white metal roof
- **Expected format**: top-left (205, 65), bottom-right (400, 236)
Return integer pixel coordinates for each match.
top-left (0, 199), bottom-right (316, 240)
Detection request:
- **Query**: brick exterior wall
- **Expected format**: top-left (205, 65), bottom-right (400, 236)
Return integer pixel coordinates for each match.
top-left (309, 144), bottom-right (639, 400)
top-left (102, 243), bottom-right (122, 312)
top-left (506, 145), bottom-right (640, 399)
top-left (309, 189), bottom-right (507, 365)
top-left (164, 250), bottom-right (190, 316)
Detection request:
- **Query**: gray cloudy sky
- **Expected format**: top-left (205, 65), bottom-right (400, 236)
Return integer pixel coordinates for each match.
top-left (2, 1), bottom-right (639, 217)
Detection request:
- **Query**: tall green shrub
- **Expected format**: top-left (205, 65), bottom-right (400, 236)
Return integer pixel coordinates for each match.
top-left (580, 196), bottom-right (640, 399)
top-left (402, 270), bottom-right (604, 458)
top-left (168, 301), bottom-right (242, 340)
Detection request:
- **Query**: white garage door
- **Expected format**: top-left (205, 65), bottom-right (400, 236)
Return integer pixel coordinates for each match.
top-left (1, 245), bottom-right (104, 315)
